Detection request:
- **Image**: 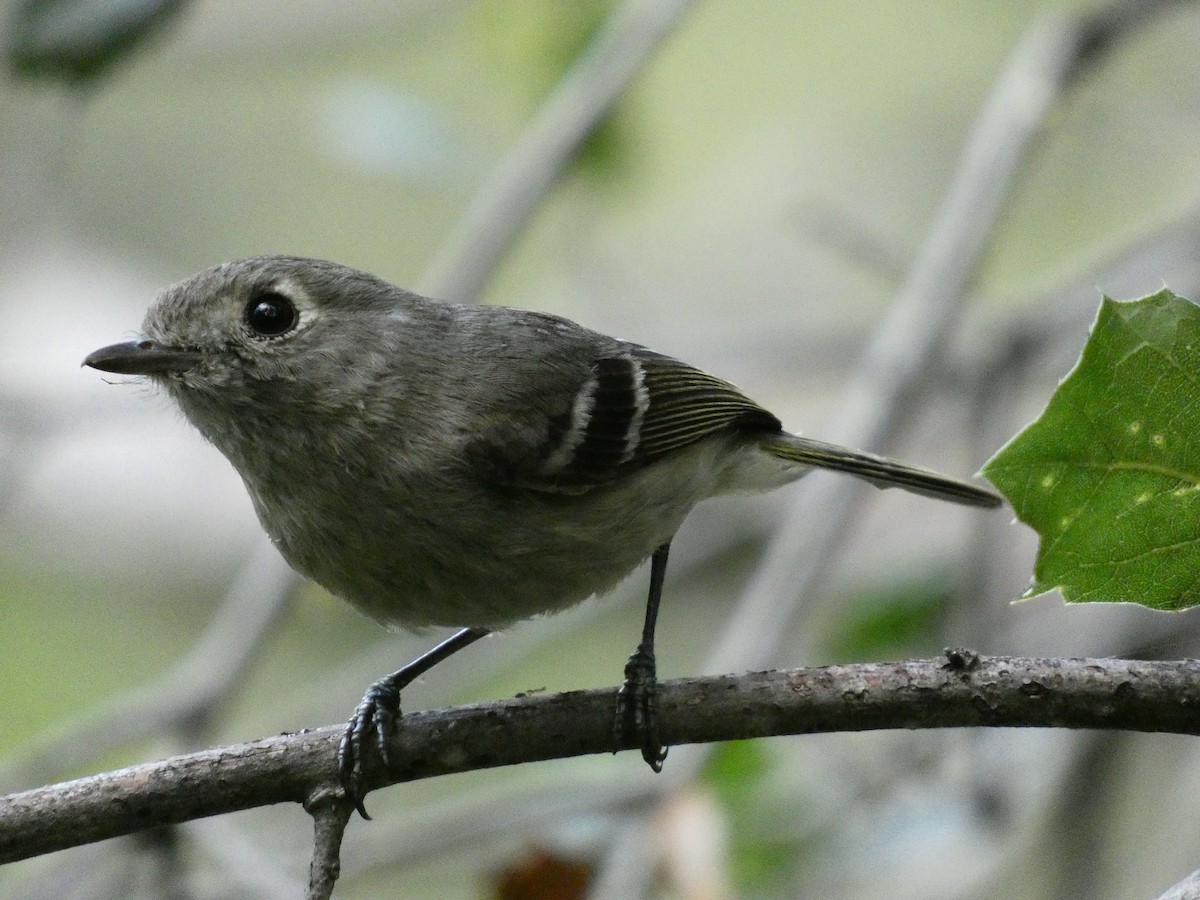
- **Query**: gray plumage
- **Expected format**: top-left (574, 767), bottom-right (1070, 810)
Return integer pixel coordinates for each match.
top-left (85, 255), bottom-right (1000, 632)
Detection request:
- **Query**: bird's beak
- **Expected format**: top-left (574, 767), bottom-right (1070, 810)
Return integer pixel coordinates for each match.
top-left (83, 339), bottom-right (201, 375)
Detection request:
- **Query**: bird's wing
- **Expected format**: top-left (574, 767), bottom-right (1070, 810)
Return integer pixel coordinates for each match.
top-left (469, 344), bottom-right (781, 492)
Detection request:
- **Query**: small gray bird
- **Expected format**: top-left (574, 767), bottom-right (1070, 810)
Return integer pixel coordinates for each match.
top-left (84, 255), bottom-right (1000, 812)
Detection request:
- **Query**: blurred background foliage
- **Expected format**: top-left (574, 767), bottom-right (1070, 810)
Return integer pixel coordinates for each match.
top-left (4, 1), bottom-right (1200, 898)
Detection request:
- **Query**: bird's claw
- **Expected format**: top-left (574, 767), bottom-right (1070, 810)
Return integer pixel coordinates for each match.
top-left (614, 642), bottom-right (667, 771)
top-left (337, 677), bottom-right (402, 819)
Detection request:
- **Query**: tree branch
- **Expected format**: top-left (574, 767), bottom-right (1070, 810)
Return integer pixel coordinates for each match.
top-left (4, 653), bottom-right (1199, 867)
top-left (304, 786), bottom-right (353, 900)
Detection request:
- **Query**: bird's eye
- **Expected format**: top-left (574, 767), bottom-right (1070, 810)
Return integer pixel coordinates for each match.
top-left (245, 291), bottom-right (298, 337)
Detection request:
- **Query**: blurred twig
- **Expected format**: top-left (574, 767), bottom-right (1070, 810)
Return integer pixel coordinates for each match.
top-left (184, 818), bottom-right (302, 900)
top-left (589, 1), bottom-right (1188, 895)
top-left (4, 535), bottom-right (298, 788)
top-left (713, 0), bottom-right (1179, 679)
top-left (416, 0), bottom-right (697, 301)
top-left (1156, 865), bottom-right (1200, 900)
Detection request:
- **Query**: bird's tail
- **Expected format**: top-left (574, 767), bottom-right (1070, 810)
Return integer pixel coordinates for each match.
top-left (762, 433), bottom-right (1002, 508)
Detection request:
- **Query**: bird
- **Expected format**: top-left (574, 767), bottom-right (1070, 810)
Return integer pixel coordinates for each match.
top-left (83, 255), bottom-right (1001, 814)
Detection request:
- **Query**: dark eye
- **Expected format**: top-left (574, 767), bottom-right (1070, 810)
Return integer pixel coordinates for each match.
top-left (245, 291), bottom-right (298, 337)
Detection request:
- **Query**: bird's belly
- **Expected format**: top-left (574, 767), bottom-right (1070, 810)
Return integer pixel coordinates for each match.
top-left (257, 480), bottom-right (691, 632)
top-left (247, 436), bottom-right (751, 631)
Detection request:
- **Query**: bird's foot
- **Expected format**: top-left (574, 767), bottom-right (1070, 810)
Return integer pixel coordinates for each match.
top-left (614, 641), bottom-right (667, 771)
top-left (337, 675), bottom-right (403, 819)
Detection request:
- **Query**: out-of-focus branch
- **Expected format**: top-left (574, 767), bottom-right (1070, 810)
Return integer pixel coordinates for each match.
top-left (1156, 865), bottom-right (1200, 900)
top-left (4, 653), bottom-right (1200, 866)
top-left (590, 1), bottom-right (1191, 893)
top-left (416, 0), bottom-right (697, 301)
top-left (710, 0), bottom-right (1183, 684)
top-left (4, 536), bottom-right (298, 787)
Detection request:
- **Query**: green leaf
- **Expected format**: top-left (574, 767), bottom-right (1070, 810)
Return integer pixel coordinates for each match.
top-left (983, 288), bottom-right (1200, 610)
top-left (7, 0), bottom-right (191, 86)
top-left (704, 742), bottom-right (800, 891)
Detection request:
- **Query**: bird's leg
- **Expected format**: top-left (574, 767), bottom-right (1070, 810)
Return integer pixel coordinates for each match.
top-left (339, 626), bottom-right (490, 817)
top-left (615, 542), bottom-right (671, 771)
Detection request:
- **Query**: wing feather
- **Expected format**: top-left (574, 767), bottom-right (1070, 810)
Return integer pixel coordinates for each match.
top-left (529, 347), bottom-right (780, 488)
